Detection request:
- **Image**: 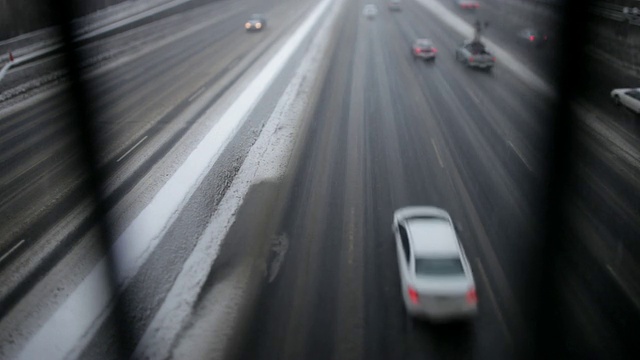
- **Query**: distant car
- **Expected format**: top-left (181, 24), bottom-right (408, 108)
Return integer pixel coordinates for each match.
top-left (412, 39), bottom-right (438, 61)
top-left (611, 88), bottom-right (640, 114)
top-left (517, 28), bottom-right (548, 47)
top-left (363, 4), bottom-right (378, 18)
top-left (388, 0), bottom-right (402, 11)
top-left (392, 207), bottom-right (477, 321)
top-left (456, 0), bottom-right (479, 9)
top-left (245, 14), bottom-right (266, 31)
top-left (455, 40), bottom-right (495, 70)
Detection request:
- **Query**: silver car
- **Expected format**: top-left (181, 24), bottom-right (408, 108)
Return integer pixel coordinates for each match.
top-left (363, 4), bottom-right (378, 19)
top-left (456, 40), bottom-right (495, 70)
top-left (611, 88), bottom-right (640, 114)
top-left (392, 207), bottom-right (477, 321)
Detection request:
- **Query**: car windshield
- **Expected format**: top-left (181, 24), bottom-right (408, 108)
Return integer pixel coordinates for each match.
top-left (415, 257), bottom-right (464, 276)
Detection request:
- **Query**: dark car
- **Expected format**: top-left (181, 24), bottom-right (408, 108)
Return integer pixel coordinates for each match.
top-left (245, 14), bottom-right (267, 31)
top-left (517, 28), bottom-right (549, 47)
top-left (388, 0), bottom-right (402, 11)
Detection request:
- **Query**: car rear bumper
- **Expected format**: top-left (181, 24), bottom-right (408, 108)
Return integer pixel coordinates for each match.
top-left (469, 62), bottom-right (494, 68)
top-left (415, 53), bottom-right (436, 59)
top-left (405, 300), bottom-right (477, 321)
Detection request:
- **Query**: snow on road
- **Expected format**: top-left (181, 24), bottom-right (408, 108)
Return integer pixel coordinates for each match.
top-left (135, 0), bottom-right (342, 357)
top-left (17, 0), bottom-right (334, 358)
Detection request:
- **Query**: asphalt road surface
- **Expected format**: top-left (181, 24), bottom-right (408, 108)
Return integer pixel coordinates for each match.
top-left (209, 1), bottom-right (638, 359)
top-left (220, 0), bottom-right (555, 358)
top-left (1, 0), bottom-right (639, 358)
top-left (0, 0), bottom-right (316, 338)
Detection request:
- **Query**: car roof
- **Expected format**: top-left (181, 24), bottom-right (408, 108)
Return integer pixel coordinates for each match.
top-left (406, 217), bottom-right (460, 258)
top-left (250, 14), bottom-right (264, 18)
top-left (415, 39), bottom-right (432, 46)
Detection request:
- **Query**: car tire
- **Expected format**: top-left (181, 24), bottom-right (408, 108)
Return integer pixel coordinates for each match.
top-left (613, 95), bottom-right (620, 106)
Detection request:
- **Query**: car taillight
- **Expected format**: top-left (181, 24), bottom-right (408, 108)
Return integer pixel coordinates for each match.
top-left (432, 48), bottom-right (438, 53)
top-left (466, 288), bottom-right (477, 304)
top-left (469, 56), bottom-right (474, 62)
top-left (408, 287), bottom-right (419, 304)
top-left (529, 35), bottom-right (535, 41)
top-left (492, 56), bottom-right (496, 61)
top-left (544, 35), bottom-right (548, 40)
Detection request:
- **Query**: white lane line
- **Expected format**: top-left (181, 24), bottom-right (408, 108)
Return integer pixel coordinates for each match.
top-left (18, 0), bottom-right (334, 358)
top-left (188, 87), bottom-right (206, 102)
top-left (431, 138), bottom-right (444, 168)
top-left (0, 239), bottom-right (25, 264)
top-left (507, 140), bottom-right (532, 172)
top-left (475, 257), bottom-right (512, 344)
top-left (116, 135), bottom-right (148, 162)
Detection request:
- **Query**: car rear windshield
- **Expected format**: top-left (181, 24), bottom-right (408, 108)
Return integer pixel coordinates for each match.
top-left (415, 258), bottom-right (464, 276)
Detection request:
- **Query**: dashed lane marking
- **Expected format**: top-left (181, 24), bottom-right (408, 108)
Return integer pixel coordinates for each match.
top-left (116, 135), bottom-right (148, 162)
top-left (0, 239), bottom-right (25, 264)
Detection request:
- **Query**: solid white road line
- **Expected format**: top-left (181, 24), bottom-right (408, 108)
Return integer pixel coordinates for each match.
top-left (116, 136), bottom-right (148, 162)
top-left (0, 239), bottom-right (25, 264)
top-left (17, 0), bottom-right (333, 359)
top-left (431, 138), bottom-right (445, 168)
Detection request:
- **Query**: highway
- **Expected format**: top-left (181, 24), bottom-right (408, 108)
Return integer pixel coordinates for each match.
top-left (215, 0), bottom-right (549, 358)
top-left (0, 0), bottom-right (319, 356)
top-left (0, 0), bottom-right (639, 358)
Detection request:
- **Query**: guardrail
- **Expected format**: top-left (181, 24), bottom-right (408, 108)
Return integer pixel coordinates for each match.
top-left (0, 0), bottom-right (194, 85)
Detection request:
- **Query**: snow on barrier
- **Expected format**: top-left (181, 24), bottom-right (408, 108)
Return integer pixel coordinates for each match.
top-left (17, 0), bottom-right (335, 359)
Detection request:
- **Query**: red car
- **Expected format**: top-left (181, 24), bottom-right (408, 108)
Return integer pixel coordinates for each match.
top-left (456, 0), bottom-right (479, 10)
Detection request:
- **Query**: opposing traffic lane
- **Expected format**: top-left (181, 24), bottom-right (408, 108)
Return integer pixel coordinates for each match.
top-left (0, 0), bottom-right (319, 357)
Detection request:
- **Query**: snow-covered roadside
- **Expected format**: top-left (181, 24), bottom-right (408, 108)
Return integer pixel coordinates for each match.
top-left (135, 0), bottom-right (343, 356)
top-left (0, 0), bottom-right (200, 106)
top-left (15, 0), bottom-right (335, 358)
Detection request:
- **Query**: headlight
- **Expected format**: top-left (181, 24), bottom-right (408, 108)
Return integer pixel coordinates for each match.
top-left (255, 23), bottom-right (262, 29)
top-left (245, 22), bottom-right (251, 29)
